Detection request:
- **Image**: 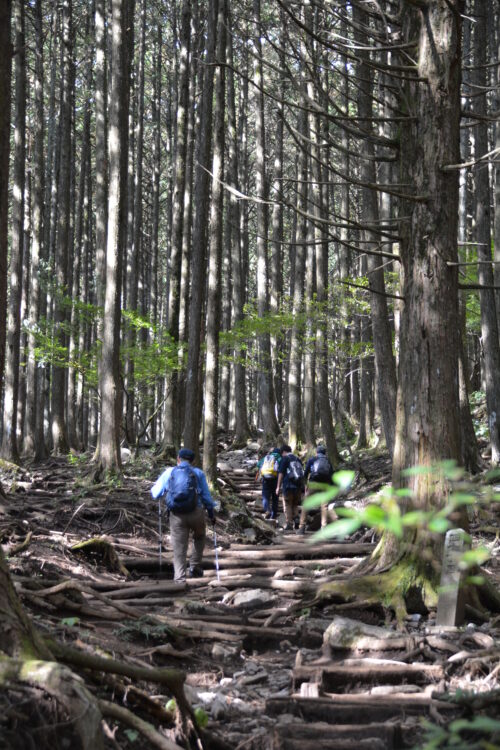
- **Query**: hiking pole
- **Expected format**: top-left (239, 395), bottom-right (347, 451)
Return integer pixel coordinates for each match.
top-left (213, 523), bottom-right (220, 582)
top-left (158, 496), bottom-right (162, 571)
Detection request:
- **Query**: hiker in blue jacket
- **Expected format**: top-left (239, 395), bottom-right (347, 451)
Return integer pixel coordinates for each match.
top-left (151, 448), bottom-right (216, 583)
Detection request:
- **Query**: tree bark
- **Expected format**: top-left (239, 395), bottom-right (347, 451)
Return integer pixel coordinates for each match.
top-left (162, 0), bottom-right (191, 453)
top-left (0, 0), bottom-right (11, 421)
top-left (183, 0), bottom-right (218, 461)
top-left (472, 0), bottom-right (500, 465)
top-left (50, 0), bottom-right (72, 454)
top-left (97, 0), bottom-right (129, 473)
top-left (386, 0), bottom-right (465, 571)
top-left (203, 0), bottom-right (226, 483)
top-left (353, 3), bottom-right (397, 458)
top-left (252, 0), bottom-right (280, 443)
top-left (1, 0), bottom-right (25, 462)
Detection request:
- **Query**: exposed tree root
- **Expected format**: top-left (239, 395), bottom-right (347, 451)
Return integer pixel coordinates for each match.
top-left (99, 699), bottom-right (182, 750)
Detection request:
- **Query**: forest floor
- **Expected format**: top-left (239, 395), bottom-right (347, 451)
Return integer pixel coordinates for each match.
top-left (1, 443), bottom-right (500, 749)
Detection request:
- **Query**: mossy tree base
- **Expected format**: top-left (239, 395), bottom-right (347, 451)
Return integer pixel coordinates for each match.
top-left (317, 558), bottom-right (439, 625)
top-left (0, 658), bottom-right (103, 750)
top-left (317, 556), bottom-right (500, 627)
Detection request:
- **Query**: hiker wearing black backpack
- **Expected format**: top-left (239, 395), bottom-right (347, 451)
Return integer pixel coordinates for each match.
top-left (151, 447), bottom-right (216, 583)
top-left (276, 445), bottom-right (304, 531)
top-left (255, 447), bottom-right (281, 519)
top-left (297, 445), bottom-right (334, 535)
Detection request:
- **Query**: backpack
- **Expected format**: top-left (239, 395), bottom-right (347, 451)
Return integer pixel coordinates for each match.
top-left (286, 456), bottom-right (304, 487)
top-left (310, 455), bottom-right (332, 483)
top-left (166, 464), bottom-right (198, 513)
top-left (261, 453), bottom-right (278, 479)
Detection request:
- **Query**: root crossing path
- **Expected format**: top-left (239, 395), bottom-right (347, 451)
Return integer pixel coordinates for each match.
top-left (3, 450), bottom-right (499, 749)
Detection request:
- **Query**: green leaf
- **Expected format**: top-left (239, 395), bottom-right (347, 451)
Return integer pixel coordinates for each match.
top-left (362, 504), bottom-right (387, 525)
top-left (450, 716), bottom-right (500, 734)
top-left (428, 517), bottom-right (451, 534)
top-left (401, 511), bottom-right (428, 527)
top-left (194, 707), bottom-right (209, 728)
top-left (401, 465), bottom-right (434, 477)
top-left (303, 487), bottom-right (339, 510)
top-left (395, 488), bottom-right (414, 498)
top-left (166, 699), bottom-right (176, 712)
top-left (449, 492), bottom-right (476, 506)
top-left (309, 517), bottom-right (362, 542)
top-left (60, 617), bottom-right (80, 627)
top-left (124, 729), bottom-right (139, 742)
top-left (333, 470), bottom-right (355, 490)
top-left (385, 514), bottom-right (404, 538)
top-left (465, 575), bottom-right (485, 586)
top-left (459, 547), bottom-right (490, 569)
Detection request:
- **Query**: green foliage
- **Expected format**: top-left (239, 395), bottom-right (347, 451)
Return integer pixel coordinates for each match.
top-left (124, 729), bottom-right (140, 743)
top-left (415, 715), bottom-right (500, 749)
top-left (307, 461), bottom-right (498, 574)
top-left (60, 617), bottom-right (80, 627)
top-left (194, 707), bottom-right (209, 728)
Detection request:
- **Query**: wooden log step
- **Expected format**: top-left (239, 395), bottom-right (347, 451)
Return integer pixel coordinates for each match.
top-left (122, 555), bottom-right (363, 573)
top-left (293, 662), bottom-right (443, 691)
top-left (208, 576), bottom-right (325, 593)
top-left (209, 542), bottom-right (375, 560)
top-left (272, 721), bottom-right (397, 750)
top-left (266, 693), bottom-right (457, 724)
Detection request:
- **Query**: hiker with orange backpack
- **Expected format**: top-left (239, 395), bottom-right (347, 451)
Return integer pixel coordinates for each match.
top-left (255, 447), bottom-right (281, 519)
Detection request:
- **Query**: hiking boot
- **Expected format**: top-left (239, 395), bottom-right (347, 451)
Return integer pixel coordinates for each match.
top-left (188, 566), bottom-right (204, 578)
top-left (284, 523), bottom-right (293, 531)
top-left (264, 512), bottom-right (272, 519)
top-left (296, 526), bottom-right (305, 535)
top-left (294, 516), bottom-right (300, 530)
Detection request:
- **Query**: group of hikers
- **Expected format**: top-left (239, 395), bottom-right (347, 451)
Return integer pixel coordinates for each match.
top-left (256, 444), bottom-right (334, 533)
top-left (150, 443), bottom-right (334, 584)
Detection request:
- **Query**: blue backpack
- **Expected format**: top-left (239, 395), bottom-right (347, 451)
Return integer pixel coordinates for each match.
top-left (166, 464), bottom-right (198, 513)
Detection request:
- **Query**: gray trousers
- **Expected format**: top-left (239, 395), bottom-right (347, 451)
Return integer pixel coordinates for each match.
top-left (169, 506), bottom-right (206, 581)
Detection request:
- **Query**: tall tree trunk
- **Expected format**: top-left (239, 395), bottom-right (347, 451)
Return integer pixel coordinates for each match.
top-left (311, 75), bottom-right (340, 464)
top-left (51, 0), bottom-right (72, 454)
top-left (125, 0), bottom-right (146, 447)
top-left (97, 0), bottom-right (129, 473)
top-left (162, 0), bottom-right (191, 453)
top-left (288, 112), bottom-right (308, 449)
top-left (353, 3), bottom-right (397, 458)
top-left (269, 10), bottom-right (286, 427)
top-left (385, 0), bottom-right (464, 572)
top-left (226, 16), bottom-right (250, 444)
top-left (1, 0), bottom-right (25, 461)
top-left (25, 0), bottom-right (44, 457)
top-left (473, 0), bottom-right (500, 464)
top-left (494, 18), bottom-right (500, 332)
top-left (183, 0), bottom-right (217, 460)
top-left (0, 0), bottom-right (11, 416)
top-left (252, 0), bottom-right (280, 442)
top-left (203, 0), bottom-right (226, 483)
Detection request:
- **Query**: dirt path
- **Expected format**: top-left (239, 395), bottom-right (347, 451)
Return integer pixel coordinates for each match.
top-left (2, 449), bottom-right (500, 749)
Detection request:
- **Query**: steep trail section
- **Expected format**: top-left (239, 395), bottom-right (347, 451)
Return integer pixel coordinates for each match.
top-left (2, 452), bottom-right (500, 749)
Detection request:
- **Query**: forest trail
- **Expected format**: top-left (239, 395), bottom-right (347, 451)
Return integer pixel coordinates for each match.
top-left (1, 447), bottom-right (500, 749)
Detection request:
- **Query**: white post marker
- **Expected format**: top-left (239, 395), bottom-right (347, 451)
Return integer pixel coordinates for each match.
top-left (436, 528), bottom-right (469, 627)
